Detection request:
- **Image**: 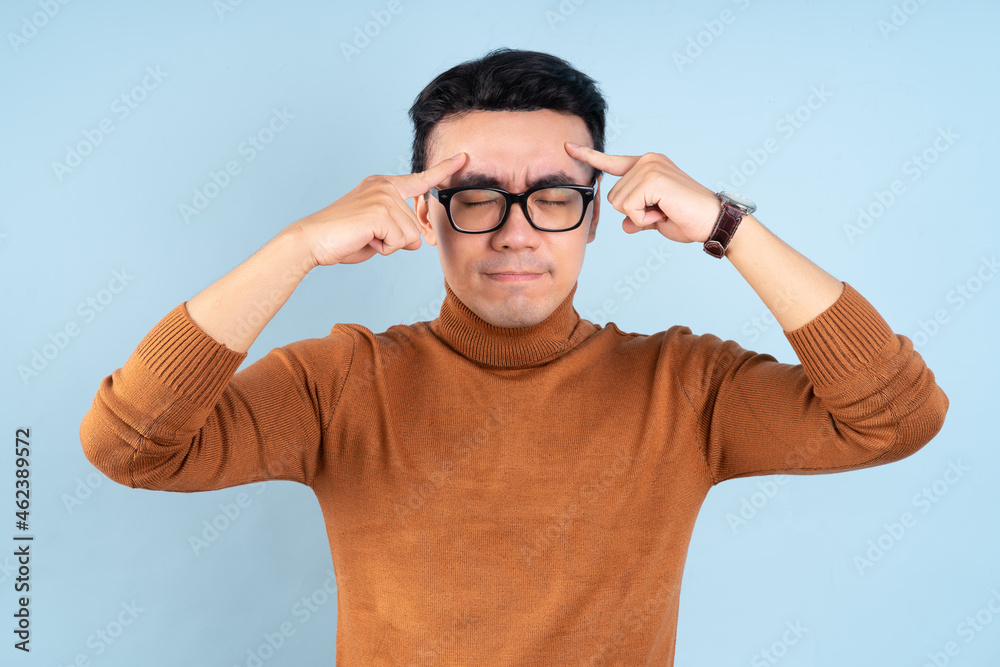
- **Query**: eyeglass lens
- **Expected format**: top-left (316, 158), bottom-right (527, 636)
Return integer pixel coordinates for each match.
top-left (450, 187), bottom-right (585, 231)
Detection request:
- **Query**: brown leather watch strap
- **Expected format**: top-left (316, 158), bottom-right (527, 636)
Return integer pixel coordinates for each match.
top-left (703, 202), bottom-right (745, 258)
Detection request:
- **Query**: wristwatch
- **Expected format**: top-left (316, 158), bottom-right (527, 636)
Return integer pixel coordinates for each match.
top-left (703, 191), bottom-right (756, 258)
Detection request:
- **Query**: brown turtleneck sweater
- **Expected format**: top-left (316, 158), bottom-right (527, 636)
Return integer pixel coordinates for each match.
top-left (80, 279), bottom-right (948, 665)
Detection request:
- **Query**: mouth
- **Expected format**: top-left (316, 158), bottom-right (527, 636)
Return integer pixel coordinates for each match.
top-left (485, 271), bottom-right (545, 282)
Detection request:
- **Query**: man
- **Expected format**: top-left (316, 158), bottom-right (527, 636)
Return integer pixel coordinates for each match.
top-left (81, 48), bottom-right (948, 665)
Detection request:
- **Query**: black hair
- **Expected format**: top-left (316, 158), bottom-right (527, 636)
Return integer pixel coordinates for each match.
top-left (408, 48), bottom-right (607, 182)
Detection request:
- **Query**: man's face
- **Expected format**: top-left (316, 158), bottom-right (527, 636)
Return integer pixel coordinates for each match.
top-left (414, 109), bottom-right (601, 328)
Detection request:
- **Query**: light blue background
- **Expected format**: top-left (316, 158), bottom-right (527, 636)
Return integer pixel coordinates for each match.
top-left (2, 0), bottom-right (998, 665)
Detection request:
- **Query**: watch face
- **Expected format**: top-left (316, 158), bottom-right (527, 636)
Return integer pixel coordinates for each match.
top-left (719, 190), bottom-right (756, 214)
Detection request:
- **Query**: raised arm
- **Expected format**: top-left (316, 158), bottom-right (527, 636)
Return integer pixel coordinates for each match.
top-left (187, 153), bottom-right (468, 353)
top-left (564, 144), bottom-right (948, 479)
top-left (80, 154), bottom-right (468, 490)
top-left (671, 283), bottom-right (948, 482)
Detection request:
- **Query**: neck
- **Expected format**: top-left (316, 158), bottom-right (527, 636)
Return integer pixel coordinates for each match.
top-left (429, 280), bottom-right (596, 368)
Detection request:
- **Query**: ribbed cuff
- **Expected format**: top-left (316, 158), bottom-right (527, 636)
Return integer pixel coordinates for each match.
top-left (132, 303), bottom-right (247, 407)
top-left (783, 283), bottom-right (896, 389)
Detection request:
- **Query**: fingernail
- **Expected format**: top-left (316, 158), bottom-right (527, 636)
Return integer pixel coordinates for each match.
top-left (566, 142), bottom-right (580, 149)
top-left (450, 153), bottom-right (464, 160)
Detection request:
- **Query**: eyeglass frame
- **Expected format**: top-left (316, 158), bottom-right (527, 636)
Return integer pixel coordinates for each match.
top-left (428, 179), bottom-right (598, 234)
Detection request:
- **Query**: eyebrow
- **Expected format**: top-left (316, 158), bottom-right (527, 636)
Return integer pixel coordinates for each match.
top-left (453, 170), bottom-right (583, 190)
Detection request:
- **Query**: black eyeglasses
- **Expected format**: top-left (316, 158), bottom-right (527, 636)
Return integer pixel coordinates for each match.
top-left (429, 181), bottom-right (597, 234)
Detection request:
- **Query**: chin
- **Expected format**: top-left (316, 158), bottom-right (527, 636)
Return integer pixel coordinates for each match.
top-left (474, 296), bottom-right (554, 328)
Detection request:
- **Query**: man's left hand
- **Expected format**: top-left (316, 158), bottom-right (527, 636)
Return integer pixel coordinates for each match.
top-left (565, 143), bottom-right (723, 243)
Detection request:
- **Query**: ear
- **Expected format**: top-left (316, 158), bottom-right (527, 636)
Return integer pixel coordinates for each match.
top-left (586, 174), bottom-right (602, 244)
top-left (414, 192), bottom-right (439, 246)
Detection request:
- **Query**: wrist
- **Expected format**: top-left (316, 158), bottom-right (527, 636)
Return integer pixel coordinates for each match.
top-left (276, 222), bottom-right (321, 276)
top-left (721, 213), bottom-right (760, 264)
top-left (703, 191), bottom-right (756, 258)
top-left (700, 198), bottom-right (723, 243)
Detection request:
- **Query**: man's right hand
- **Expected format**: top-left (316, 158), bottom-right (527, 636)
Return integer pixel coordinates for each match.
top-left (185, 152), bottom-right (466, 353)
top-left (287, 152), bottom-right (467, 267)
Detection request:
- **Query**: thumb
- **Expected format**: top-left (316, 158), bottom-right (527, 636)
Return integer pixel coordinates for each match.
top-left (394, 152), bottom-right (467, 201)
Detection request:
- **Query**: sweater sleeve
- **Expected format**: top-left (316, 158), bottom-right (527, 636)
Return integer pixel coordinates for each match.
top-left (687, 282), bottom-right (949, 484)
top-left (79, 302), bottom-right (355, 491)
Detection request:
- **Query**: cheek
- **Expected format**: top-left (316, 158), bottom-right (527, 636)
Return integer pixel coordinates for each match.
top-left (567, 233), bottom-right (590, 259)
top-left (436, 230), bottom-right (475, 267)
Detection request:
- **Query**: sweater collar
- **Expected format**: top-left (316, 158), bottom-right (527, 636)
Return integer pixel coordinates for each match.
top-left (430, 278), bottom-right (596, 369)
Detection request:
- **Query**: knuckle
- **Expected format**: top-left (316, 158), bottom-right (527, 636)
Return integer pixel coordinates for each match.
top-left (366, 175), bottom-right (396, 192)
top-left (649, 166), bottom-right (670, 180)
top-left (377, 189), bottom-right (397, 205)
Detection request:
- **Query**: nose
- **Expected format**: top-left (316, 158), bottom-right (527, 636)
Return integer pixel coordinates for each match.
top-left (491, 199), bottom-right (541, 251)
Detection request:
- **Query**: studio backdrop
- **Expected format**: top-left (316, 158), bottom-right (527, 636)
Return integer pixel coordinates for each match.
top-left (2, 0), bottom-right (998, 665)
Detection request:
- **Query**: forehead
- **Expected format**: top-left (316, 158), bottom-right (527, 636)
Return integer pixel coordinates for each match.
top-left (427, 109), bottom-right (593, 187)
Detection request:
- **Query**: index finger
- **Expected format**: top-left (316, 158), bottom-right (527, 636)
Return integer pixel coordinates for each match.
top-left (394, 152), bottom-right (468, 200)
top-left (564, 142), bottom-right (639, 177)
